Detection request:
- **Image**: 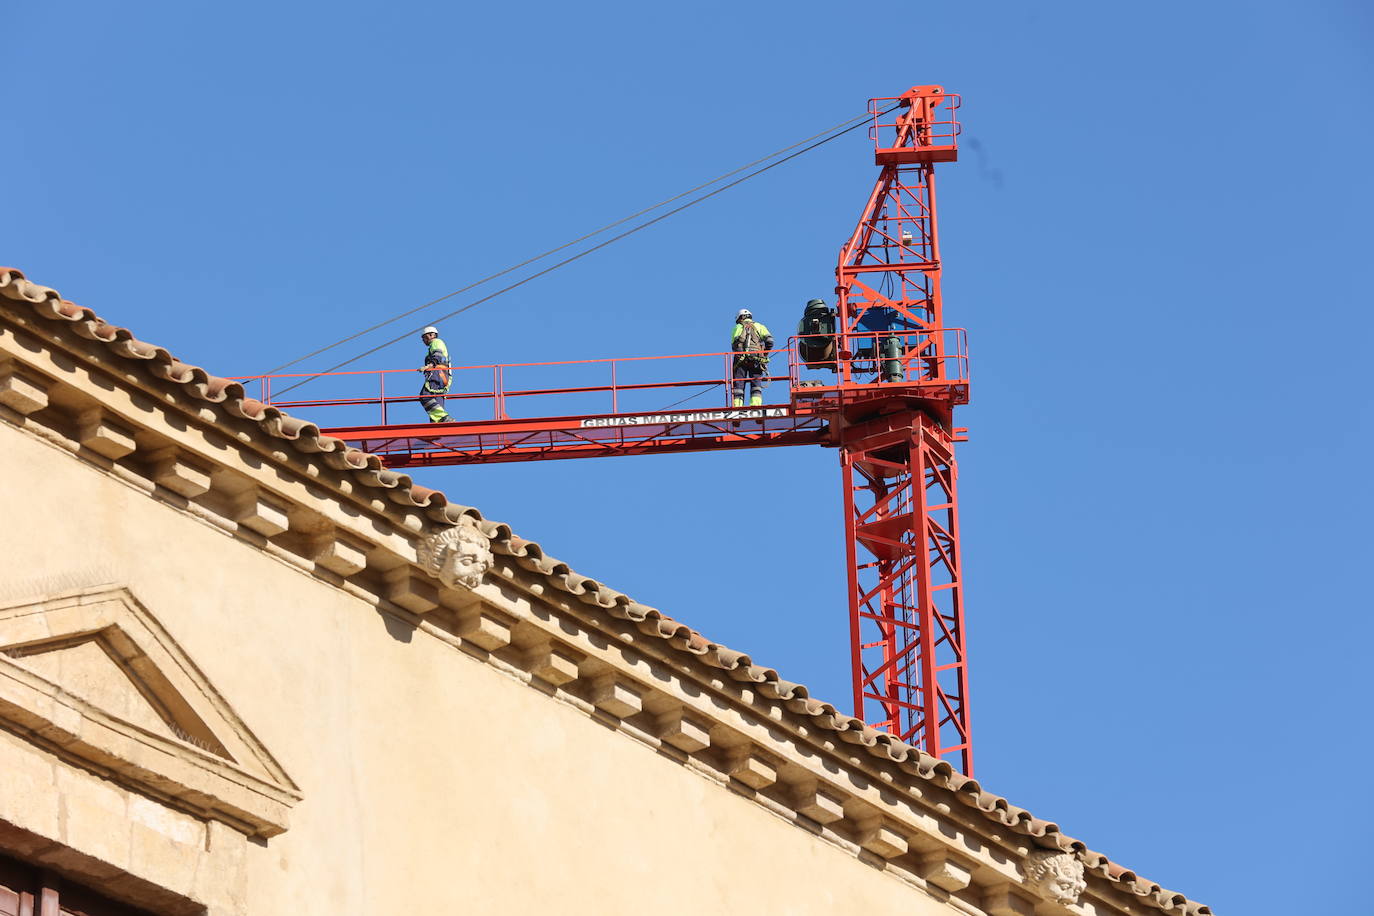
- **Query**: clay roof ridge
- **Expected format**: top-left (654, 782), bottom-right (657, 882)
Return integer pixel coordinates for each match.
top-left (0, 267), bottom-right (1211, 916)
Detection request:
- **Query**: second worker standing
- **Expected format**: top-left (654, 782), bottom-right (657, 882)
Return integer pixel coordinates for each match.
top-left (730, 309), bottom-right (774, 408)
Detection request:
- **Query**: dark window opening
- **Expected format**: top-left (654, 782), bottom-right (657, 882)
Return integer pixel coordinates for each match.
top-left (0, 852), bottom-right (158, 916)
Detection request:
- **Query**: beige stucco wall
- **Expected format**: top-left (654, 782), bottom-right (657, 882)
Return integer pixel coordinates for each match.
top-left (0, 417), bottom-right (961, 914)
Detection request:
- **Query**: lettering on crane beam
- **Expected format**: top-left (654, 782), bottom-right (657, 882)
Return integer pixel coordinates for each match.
top-left (579, 407), bottom-right (789, 429)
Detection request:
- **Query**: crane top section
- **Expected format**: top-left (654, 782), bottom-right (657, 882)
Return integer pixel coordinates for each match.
top-left (828, 86), bottom-right (961, 400)
top-left (871, 86), bottom-right (960, 166)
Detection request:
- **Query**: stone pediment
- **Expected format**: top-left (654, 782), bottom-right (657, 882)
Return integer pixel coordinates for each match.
top-left (0, 585), bottom-right (300, 838)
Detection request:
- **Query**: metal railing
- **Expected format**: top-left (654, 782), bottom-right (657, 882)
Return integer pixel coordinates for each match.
top-left (235, 348), bottom-right (791, 429)
top-left (869, 92), bottom-right (962, 151)
top-left (788, 328), bottom-right (969, 389)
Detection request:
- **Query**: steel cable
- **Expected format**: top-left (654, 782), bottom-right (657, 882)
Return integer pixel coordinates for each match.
top-left (267, 108), bottom-right (890, 399)
top-left (259, 109), bottom-right (876, 380)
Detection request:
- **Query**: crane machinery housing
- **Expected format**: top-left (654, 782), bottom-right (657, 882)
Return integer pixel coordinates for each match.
top-left (247, 86), bottom-right (974, 775)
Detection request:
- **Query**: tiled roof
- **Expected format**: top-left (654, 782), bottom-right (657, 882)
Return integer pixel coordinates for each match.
top-left (0, 267), bottom-right (1210, 916)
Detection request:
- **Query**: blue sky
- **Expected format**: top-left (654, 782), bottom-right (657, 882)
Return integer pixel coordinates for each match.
top-left (7, 2), bottom-right (1372, 911)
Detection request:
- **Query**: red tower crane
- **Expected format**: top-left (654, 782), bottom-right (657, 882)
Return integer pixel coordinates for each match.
top-left (248, 87), bottom-right (973, 775)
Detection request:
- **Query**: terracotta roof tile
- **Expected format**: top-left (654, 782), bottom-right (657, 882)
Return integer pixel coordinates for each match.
top-left (0, 267), bottom-right (1211, 916)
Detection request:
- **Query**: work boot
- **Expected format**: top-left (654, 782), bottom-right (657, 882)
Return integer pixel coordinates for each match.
top-left (732, 397), bottom-right (744, 408)
top-left (749, 394), bottom-right (763, 407)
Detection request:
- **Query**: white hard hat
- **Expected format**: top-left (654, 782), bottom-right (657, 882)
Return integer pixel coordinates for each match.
top-left (422, 326), bottom-right (439, 336)
top-left (736, 309), bottom-right (752, 320)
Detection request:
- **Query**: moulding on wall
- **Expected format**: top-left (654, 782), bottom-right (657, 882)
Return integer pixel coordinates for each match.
top-left (0, 584), bottom-right (301, 838)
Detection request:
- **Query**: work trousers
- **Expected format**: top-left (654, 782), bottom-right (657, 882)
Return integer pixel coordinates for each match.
top-left (419, 386), bottom-right (451, 422)
top-left (731, 361), bottom-right (767, 405)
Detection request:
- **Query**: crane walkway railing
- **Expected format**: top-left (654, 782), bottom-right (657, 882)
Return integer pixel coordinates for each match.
top-left (789, 327), bottom-right (967, 382)
top-left (235, 329), bottom-right (968, 433)
top-left (239, 348), bottom-right (783, 431)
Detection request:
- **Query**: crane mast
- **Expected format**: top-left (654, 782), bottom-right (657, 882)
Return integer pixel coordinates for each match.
top-left (829, 86), bottom-right (971, 771)
top-left (250, 86), bottom-right (974, 774)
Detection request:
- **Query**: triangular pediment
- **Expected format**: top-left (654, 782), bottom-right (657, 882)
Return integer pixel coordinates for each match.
top-left (8, 636), bottom-right (191, 745)
top-left (0, 585), bottom-right (300, 837)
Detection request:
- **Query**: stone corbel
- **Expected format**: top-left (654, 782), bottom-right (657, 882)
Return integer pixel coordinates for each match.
top-left (75, 407), bottom-right (136, 459)
top-left (147, 448), bottom-right (211, 498)
top-left (0, 360), bottom-right (51, 415)
top-left (726, 750), bottom-right (777, 790)
top-left (855, 818), bottom-right (908, 859)
top-left (655, 708), bottom-right (711, 753)
top-left (385, 567), bottom-right (440, 613)
top-left (793, 784), bottom-right (845, 826)
top-left (311, 531), bottom-right (369, 577)
top-left (524, 643), bottom-right (580, 686)
top-left (984, 884), bottom-right (1038, 916)
top-left (455, 609), bottom-right (513, 651)
top-left (588, 673), bottom-right (643, 718)
top-left (231, 489), bottom-right (290, 538)
top-left (918, 851), bottom-right (973, 892)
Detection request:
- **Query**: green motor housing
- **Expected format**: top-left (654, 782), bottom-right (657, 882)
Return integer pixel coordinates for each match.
top-left (880, 334), bottom-right (903, 383)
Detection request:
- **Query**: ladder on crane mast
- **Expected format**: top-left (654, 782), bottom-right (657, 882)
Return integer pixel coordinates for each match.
top-left (244, 86), bottom-right (974, 775)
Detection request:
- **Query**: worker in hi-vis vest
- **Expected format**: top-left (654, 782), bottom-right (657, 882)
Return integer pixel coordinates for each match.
top-left (730, 309), bottom-right (774, 407)
top-left (417, 325), bottom-right (452, 423)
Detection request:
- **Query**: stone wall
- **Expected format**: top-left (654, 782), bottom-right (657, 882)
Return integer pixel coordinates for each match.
top-left (0, 415), bottom-right (965, 915)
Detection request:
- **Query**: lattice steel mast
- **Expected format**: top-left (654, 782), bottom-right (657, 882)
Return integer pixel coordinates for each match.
top-left (831, 86), bottom-right (971, 773)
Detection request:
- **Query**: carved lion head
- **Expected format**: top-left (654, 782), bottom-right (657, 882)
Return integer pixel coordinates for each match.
top-left (415, 522), bottom-right (493, 590)
top-left (1025, 849), bottom-right (1086, 905)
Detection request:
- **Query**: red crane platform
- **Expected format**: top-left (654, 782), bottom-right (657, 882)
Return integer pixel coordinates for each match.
top-left (244, 334), bottom-right (966, 468)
